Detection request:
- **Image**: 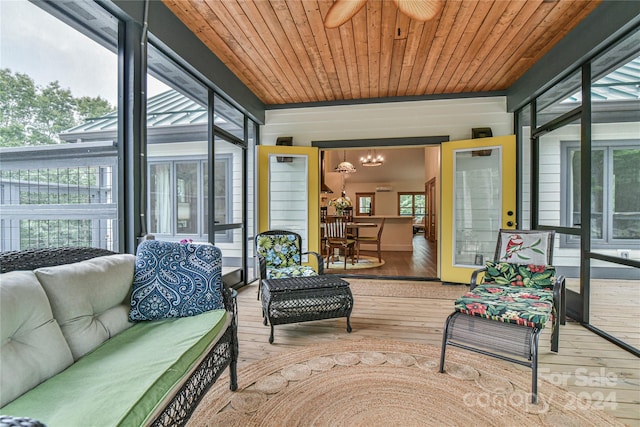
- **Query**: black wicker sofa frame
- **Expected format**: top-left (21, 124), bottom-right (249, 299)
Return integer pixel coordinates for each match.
top-left (0, 247), bottom-right (238, 427)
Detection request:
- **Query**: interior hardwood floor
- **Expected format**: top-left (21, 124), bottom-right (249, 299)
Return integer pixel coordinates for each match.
top-left (224, 279), bottom-right (640, 426)
top-left (328, 233), bottom-right (438, 278)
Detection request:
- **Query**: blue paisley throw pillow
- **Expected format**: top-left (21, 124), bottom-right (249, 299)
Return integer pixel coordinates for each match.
top-left (129, 240), bottom-right (224, 321)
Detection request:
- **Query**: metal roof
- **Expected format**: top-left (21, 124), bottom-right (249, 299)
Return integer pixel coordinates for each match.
top-left (566, 56), bottom-right (640, 103)
top-left (61, 89), bottom-right (239, 136)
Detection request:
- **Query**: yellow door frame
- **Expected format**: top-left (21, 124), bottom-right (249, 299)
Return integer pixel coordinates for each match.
top-left (257, 145), bottom-right (320, 257)
top-left (440, 135), bottom-right (516, 284)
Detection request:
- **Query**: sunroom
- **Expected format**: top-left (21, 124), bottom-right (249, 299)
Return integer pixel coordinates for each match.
top-left (0, 0), bottom-right (638, 424)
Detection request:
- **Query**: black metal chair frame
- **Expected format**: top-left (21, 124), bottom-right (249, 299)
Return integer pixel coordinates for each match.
top-left (439, 229), bottom-right (565, 404)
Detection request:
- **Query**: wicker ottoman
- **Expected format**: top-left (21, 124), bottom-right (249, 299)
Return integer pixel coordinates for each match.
top-left (261, 275), bottom-right (354, 343)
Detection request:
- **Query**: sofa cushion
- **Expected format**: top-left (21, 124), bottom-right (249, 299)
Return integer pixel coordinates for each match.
top-left (0, 271), bottom-right (74, 407)
top-left (0, 309), bottom-right (229, 427)
top-left (34, 254), bottom-right (136, 360)
top-left (129, 240), bottom-right (224, 321)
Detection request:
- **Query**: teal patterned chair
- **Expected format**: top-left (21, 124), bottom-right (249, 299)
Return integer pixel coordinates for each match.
top-left (255, 230), bottom-right (324, 299)
top-left (440, 229), bottom-right (565, 404)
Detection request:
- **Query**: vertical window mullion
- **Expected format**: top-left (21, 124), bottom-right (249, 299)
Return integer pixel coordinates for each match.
top-left (200, 161), bottom-right (204, 239)
top-left (172, 162), bottom-right (177, 236)
top-left (196, 160), bottom-right (204, 239)
top-left (605, 147), bottom-right (613, 244)
top-left (412, 194), bottom-right (415, 216)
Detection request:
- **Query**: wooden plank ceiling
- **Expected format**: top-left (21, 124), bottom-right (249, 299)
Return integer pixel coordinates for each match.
top-left (162, 0), bottom-right (602, 106)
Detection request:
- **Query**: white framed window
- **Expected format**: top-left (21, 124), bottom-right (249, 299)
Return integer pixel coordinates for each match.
top-left (148, 156), bottom-right (233, 242)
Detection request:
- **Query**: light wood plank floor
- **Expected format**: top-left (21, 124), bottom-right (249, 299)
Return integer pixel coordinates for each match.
top-left (229, 279), bottom-right (640, 426)
top-left (565, 278), bottom-right (640, 349)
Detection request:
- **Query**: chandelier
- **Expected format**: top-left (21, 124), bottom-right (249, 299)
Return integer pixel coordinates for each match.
top-left (360, 150), bottom-right (384, 167)
top-left (335, 150), bottom-right (356, 174)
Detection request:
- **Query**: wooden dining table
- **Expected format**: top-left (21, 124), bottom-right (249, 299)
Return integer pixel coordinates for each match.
top-left (321, 220), bottom-right (378, 261)
top-left (346, 222), bottom-right (377, 230)
top-left (322, 219), bottom-right (378, 235)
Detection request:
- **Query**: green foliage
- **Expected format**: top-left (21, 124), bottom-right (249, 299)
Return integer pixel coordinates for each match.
top-left (75, 95), bottom-right (112, 121)
top-left (0, 167), bottom-right (99, 196)
top-left (614, 149), bottom-right (640, 211)
top-left (399, 193), bottom-right (425, 216)
top-left (20, 219), bottom-right (92, 249)
top-left (0, 68), bottom-right (114, 147)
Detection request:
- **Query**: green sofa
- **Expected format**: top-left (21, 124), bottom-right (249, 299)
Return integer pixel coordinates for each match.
top-left (0, 247), bottom-right (238, 426)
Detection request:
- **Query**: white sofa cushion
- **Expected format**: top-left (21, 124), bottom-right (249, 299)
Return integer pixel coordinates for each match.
top-left (0, 271), bottom-right (74, 407)
top-left (35, 254), bottom-right (136, 360)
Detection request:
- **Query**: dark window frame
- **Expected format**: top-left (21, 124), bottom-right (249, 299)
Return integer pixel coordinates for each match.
top-left (561, 139), bottom-right (640, 249)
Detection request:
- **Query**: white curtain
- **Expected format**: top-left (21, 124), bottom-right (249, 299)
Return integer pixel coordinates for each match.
top-left (153, 164), bottom-right (172, 234)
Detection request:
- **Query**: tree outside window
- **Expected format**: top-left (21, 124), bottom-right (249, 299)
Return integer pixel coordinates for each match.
top-left (398, 192), bottom-right (425, 218)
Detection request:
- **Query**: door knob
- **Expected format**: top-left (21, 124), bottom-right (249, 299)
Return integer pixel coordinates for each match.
top-left (507, 221), bottom-right (514, 227)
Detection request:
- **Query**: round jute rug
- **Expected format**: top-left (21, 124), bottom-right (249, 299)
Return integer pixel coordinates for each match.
top-left (187, 339), bottom-right (623, 427)
top-left (326, 255), bottom-right (385, 270)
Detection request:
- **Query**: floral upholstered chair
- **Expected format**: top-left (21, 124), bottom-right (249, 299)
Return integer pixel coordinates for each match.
top-left (255, 230), bottom-right (324, 299)
top-left (440, 229), bottom-right (565, 404)
top-left (458, 262), bottom-right (564, 331)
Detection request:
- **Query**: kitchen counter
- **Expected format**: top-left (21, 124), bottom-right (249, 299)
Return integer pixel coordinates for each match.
top-left (352, 216), bottom-right (413, 251)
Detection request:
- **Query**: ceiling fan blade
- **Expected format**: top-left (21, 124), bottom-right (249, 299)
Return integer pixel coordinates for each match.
top-left (324, 0), bottom-right (368, 29)
top-left (393, 0), bottom-right (443, 22)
